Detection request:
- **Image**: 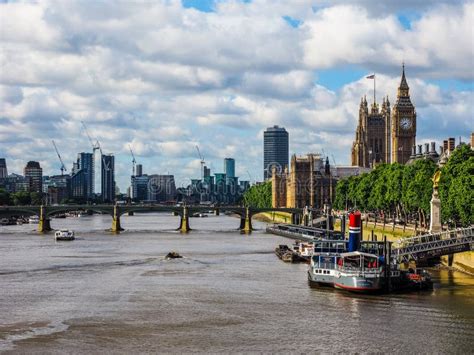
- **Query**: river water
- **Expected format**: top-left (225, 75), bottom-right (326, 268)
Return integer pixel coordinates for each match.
top-left (0, 213), bottom-right (473, 353)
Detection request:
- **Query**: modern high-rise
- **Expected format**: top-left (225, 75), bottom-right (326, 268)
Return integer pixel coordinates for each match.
top-left (0, 158), bottom-right (7, 178)
top-left (71, 152), bottom-right (94, 200)
top-left (147, 175), bottom-right (176, 202)
top-left (224, 158), bottom-right (235, 179)
top-left (24, 161), bottom-right (43, 193)
top-left (263, 125), bottom-right (289, 180)
top-left (101, 154), bottom-right (115, 202)
top-left (136, 164), bottom-right (143, 177)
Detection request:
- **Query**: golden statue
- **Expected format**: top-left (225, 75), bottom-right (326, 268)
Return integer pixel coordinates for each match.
top-left (432, 170), bottom-right (441, 189)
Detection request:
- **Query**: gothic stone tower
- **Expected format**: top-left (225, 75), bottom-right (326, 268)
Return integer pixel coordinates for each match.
top-left (351, 95), bottom-right (391, 168)
top-left (391, 64), bottom-right (416, 164)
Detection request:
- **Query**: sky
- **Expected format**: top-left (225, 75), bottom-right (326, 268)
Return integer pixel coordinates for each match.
top-left (0, 0), bottom-right (473, 192)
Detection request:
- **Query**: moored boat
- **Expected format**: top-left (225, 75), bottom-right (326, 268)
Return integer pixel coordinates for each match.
top-left (55, 229), bottom-right (75, 241)
top-left (275, 244), bottom-right (295, 263)
top-left (28, 216), bottom-right (39, 224)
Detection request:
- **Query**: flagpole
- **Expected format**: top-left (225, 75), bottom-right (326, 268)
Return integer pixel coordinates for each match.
top-left (373, 73), bottom-right (376, 105)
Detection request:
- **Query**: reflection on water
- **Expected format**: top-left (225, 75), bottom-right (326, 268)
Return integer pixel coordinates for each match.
top-left (0, 213), bottom-right (473, 353)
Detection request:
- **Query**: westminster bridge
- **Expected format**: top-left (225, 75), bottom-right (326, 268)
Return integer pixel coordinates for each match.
top-left (0, 205), bottom-right (308, 233)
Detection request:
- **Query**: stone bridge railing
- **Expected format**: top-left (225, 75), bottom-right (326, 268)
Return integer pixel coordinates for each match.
top-left (0, 205), bottom-right (305, 234)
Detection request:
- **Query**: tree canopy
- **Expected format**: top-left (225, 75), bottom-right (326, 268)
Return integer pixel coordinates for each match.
top-left (334, 146), bottom-right (471, 227)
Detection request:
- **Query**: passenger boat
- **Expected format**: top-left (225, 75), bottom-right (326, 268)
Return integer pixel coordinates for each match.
top-left (28, 216), bottom-right (39, 224)
top-left (292, 241), bottom-right (313, 263)
top-left (55, 229), bottom-right (75, 241)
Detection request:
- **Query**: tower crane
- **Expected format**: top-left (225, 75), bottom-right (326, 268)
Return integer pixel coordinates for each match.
top-left (81, 121), bottom-right (100, 152)
top-left (129, 144), bottom-right (137, 176)
top-left (81, 121), bottom-right (110, 171)
top-left (195, 145), bottom-right (205, 180)
top-left (52, 140), bottom-right (67, 175)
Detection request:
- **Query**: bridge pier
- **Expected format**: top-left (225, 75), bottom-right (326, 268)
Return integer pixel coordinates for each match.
top-left (240, 208), bottom-right (253, 233)
top-left (111, 205), bottom-right (124, 233)
top-left (179, 207), bottom-right (191, 233)
top-left (38, 205), bottom-right (52, 233)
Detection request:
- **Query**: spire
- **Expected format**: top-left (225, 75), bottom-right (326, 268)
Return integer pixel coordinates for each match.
top-left (397, 62), bottom-right (409, 97)
top-left (400, 62), bottom-right (409, 90)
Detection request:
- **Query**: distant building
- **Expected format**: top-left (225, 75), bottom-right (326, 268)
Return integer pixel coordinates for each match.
top-left (264, 125), bottom-right (289, 180)
top-left (24, 161), bottom-right (43, 193)
top-left (224, 158), bottom-right (235, 179)
top-left (71, 152), bottom-right (94, 201)
top-left (147, 175), bottom-right (176, 202)
top-left (101, 154), bottom-right (115, 203)
top-left (272, 154), bottom-right (336, 209)
top-left (131, 175), bottom-right (149, 201)
top-left (46, 174), bottom-right (71, 204)
top-left (136, 164), bottom-right (143, 177)
top-left (0, 173), bottom-right (28, 193)
top-left (407, 142), bottom-right (440, 165)
top-left (0, 158), bottom-right (7, 178)
top-left (331, 166), bottom-right (371, 179)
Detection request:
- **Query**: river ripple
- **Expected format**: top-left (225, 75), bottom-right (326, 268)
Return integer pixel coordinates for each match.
top-left (0, 213), bottom-right (473, 353)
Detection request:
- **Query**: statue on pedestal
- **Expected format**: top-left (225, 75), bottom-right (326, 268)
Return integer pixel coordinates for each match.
top-left (429, 170), bottom-right (442, 233)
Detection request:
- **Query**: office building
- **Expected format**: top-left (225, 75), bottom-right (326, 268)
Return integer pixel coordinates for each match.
top-left (101, 154), bottom-right (115, 202)
top-left (0, 173), bottom-right (28, 193)
top-left (224, 158), bottom-right (235, 179)
top-left (46, 174), bottom-right (71, 204)
top-left (147, 175), bottom-right (176, 202)
top-left (0, 158), bottom-right (7, 178)
top-left (24, 161), bottom-right (43, 193)
top-left (136, 164), bottom-right (143, 177)
top-left (131, 175), bottom-right (150, 202)
top-left (264, 125), bottom-right (289, 180)
top-left (71, 152), bottom-right (94, 201)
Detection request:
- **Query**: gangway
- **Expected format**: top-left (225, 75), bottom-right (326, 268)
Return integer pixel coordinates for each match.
top-left (393, 227), bottom-right (473, 263)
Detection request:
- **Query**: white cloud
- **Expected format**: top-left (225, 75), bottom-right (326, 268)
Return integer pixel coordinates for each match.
top-left (0, 0), bottom-right (472, 191)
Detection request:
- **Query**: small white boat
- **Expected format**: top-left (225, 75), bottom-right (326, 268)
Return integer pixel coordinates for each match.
top-left (29, 216), bottom-right (40, 224)
top-left (55, 229), bottom-right (75, 241)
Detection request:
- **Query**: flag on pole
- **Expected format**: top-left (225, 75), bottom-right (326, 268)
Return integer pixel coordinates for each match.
top-left (366, 74), bottom-right (375, 79)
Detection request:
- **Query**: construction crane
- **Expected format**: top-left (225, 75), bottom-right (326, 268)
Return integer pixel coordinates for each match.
top-left (195, 145), bottom-right (205, 180)
top-left (52, 140), bottom-right (67, 175)
top-left (81, 121), bottom-right (100, 152)
top-left (81, 121), bottom-right (110, 171)
top-left (129, 144), bottom-right (137, 176)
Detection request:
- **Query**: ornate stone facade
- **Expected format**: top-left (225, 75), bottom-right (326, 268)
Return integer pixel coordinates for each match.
top-left (391, 64), bottom-right (416, 164)
top-left (352, 64), bottom-right (417, 167)
top-left (351, 96), bottom-right (391, 168)
top-left (272, 154), bottom-right (336, 209)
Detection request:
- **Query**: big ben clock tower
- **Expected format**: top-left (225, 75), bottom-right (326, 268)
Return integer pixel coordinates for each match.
top-left (391, 64), bottom-right (416, 164)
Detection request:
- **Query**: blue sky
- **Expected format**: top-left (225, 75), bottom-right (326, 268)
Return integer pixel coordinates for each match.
top-left (0, 0), bottom-right (472, 192)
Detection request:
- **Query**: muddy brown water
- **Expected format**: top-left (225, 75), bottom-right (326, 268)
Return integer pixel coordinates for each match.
top-left (1, 213), bottom-right (473, 353)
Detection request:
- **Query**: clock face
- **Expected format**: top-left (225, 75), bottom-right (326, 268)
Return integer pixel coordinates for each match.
top-left (400, 117), bottom-right (412, 130)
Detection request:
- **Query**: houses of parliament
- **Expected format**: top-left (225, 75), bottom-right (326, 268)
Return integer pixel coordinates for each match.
top-left (351, 64), bottom-right (416, 167)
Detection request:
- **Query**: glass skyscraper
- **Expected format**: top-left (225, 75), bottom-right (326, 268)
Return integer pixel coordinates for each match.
top-left (263, 125), bottom-right (289, 180)
top-left (101, 154), bottom-right (115, 202)
top-left (224, 158), bottom-right (235, 178)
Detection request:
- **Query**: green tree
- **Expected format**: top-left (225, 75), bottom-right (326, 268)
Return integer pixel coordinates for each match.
top-left (30, 192), bottom-right (44, 205)
top-left (12, 191), bottom-right (31, 206)
top-left (0, 188), bottom-right (12, 205)
top-left (243, 181), bottom-right (271, 208)
top-left (439, 144), bottom-right (474, 226)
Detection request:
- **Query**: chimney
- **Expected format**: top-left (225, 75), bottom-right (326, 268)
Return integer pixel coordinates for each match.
top-left (443, 140), bottom-right (448, 152)
top-left (448, 137), bottom-right (455, 152)
top-left (430, 142), bottom-right (436, 153)
top-left (411, 145), bottom-right (416, 157)
top-left (440, 146), bottom-right (444, 155)
top-left (424, 143), bottom-right (429, 155)
top-left (417, 145), bottom-right (422, 155)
